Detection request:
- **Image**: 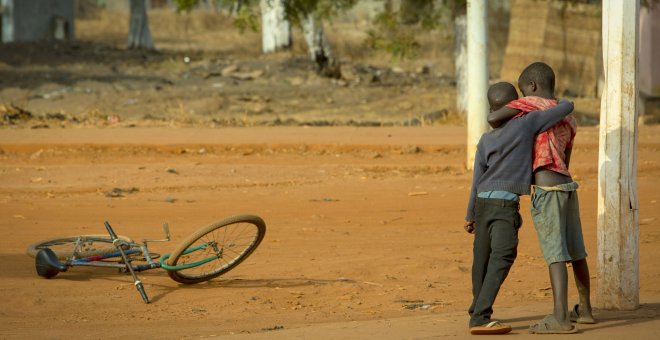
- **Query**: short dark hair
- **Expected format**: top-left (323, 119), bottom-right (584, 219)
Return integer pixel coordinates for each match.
top-left (487, 82), bottom-right (518, 111)
top-left (518, 62), bottom-right (555, 91)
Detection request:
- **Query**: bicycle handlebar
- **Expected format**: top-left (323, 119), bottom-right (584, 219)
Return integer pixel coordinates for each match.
top-left (104, 220), bottom-right (150, 304)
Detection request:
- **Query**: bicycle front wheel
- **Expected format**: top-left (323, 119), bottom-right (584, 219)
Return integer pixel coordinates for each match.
top-left (26, 234), bottom-right (134, 260)
top-left (166, 215), bottom-right (266, 284)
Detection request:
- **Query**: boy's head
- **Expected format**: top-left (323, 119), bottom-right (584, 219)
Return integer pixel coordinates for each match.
top-left (517, 62), bottom-right (555, 97)
top-left (487, 82), bottom-right (518, 112)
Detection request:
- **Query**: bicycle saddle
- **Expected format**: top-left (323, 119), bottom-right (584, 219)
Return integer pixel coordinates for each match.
top-left (35, 248), bottom-right (67, 279)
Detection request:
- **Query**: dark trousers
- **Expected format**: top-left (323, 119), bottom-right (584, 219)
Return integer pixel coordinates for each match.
top-left (468, 198), bottom-right (521, 327)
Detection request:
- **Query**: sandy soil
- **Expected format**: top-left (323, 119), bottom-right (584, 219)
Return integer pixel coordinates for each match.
top-left (1, 126), bottom-right (659, 339)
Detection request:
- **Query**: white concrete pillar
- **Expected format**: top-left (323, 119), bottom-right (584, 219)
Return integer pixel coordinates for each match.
top-left (466, 0), bottom-right (489, 169)
top-left (597, 0), bottom-right (640, 310)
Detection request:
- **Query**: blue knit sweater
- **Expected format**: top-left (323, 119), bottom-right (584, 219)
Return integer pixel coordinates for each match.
top-left (465, 99), bottom-right (574, 221)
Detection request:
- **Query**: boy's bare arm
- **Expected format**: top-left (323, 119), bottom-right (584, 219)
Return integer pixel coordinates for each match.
top-left (487, 107), bottom-right (520, 128)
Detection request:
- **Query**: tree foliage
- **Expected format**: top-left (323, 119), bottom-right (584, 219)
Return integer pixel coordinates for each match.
top-left (366, 0), bottom-right (448, 61)
top-left (173, 0), bottom-right (259, 32)
top-left (174, 0), bottom-right (357, 30)
top-left (284, 0), bottom-right (357, 23)
top-left (366, 3), bottom-right (419, 60)
top-left (232, 2), bottom-right (260, 33)
top-left (173, 0), bottom-right (200, 13)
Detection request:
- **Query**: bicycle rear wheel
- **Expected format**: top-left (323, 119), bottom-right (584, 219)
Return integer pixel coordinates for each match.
top-left (26, 234), bottom-right (134, 260)
top-left (166, 215), bottom-right (266, 284)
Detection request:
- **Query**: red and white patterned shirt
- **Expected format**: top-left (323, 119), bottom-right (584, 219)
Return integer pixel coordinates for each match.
top-left (506, 96), bottom-right (576, 177)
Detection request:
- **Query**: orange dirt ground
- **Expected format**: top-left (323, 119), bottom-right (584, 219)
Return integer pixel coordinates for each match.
top-left (1, 126), bottom-right (659, 339)
top-left (0, 7), bottom-right (657, 338)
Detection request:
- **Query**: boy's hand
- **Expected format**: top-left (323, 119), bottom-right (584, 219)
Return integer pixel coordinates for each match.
top-left (558, 98), bottom-right (574, 106)
top-left (464, 220), bottom-right (475, 234)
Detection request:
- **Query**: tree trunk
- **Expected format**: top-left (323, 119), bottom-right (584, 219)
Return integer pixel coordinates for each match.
top-left (260, 0), bottom-right (291, 53)
top-left (230, 0), bottom-right (244, 15)
top-left (300, 13), bottom-right (341, 78)
top-left (454, 14), bottom-right (468, 116)
top-left (127, 0), bottom-right (154, 50)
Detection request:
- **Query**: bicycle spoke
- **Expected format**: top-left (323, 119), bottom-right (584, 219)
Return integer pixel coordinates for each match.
top-left (168, 218), bottom-right (264, 282)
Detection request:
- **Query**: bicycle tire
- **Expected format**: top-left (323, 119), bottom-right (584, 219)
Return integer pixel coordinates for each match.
top-left (166, 214), bottom-right (266, 284)
top-left (26, 234), bottom-right (134, 260)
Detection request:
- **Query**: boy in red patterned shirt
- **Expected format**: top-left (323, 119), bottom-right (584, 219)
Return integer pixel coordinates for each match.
top-left (489, 62), bottom-right (595, 334)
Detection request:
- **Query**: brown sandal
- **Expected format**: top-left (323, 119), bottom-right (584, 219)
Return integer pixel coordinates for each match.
top-left (529, 315), bottom-right (578, 334)
top-left (570, 304), bottom-right (596, 324)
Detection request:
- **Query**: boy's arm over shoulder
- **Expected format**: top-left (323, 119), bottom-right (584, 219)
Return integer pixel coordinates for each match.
top-left (488, 107), bottom-right (521, 128)
top-left (525, 99), bottom-right (574, 133)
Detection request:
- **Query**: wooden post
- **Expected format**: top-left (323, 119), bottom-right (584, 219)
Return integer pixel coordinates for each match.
top-left (597, 0), bottom-right (640, 310)
top-left (466, 0), bottom-right (489, 169)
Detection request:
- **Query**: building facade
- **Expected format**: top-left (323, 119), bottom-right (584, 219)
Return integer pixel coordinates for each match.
top-left (1, 0), bottom-right (75, 43)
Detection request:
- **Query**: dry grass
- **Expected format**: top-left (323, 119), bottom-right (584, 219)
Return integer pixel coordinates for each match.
top-left (75, 7), bottom-right (458, 75)
top-left (76, 9), bottom-right (262, 56)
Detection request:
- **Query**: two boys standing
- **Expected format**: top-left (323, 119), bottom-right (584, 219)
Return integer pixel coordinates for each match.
top-left (464, 62), bottom-right (595, 335)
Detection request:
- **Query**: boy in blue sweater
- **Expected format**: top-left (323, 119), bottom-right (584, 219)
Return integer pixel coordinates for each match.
top-left (464, 82), bottom-right (574, 335)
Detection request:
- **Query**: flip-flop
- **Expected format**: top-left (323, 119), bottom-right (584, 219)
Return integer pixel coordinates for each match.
top-left (570, 304), bottom-right (596, 324)
top-left (529, 315), bottom-right (578, 334)
top-left (470, 320), bottom-right (512, 335)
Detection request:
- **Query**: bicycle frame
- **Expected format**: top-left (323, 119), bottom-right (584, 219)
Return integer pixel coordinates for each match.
top-left (56, 222), bottom-right (226, 303)
top-left (63, 238), bottom-right (224, 272)
top-left (65, 247), bottom-right (162, 272)
top-left (159, 242), bottom-right (224, 270)
top-left (59, 222), bottom-right (170, 272)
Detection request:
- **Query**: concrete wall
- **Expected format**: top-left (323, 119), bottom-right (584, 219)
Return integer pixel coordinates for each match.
top-left (1, 0), bottom-right (12, 43)
top-left (1, 0), bottom-right (75, 43)
top-left (640, 5), bottom-right (660, 98)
